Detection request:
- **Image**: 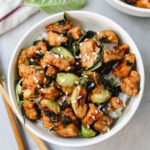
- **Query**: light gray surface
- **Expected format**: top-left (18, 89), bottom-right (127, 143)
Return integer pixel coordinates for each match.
top-left (0, 0), bottom-right (150, 150)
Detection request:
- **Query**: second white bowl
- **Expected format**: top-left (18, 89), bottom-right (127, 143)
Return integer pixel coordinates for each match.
top-left (106, 0), bottom-right (150, 17)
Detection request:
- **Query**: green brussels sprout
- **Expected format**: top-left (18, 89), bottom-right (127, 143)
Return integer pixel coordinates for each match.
top-left (16, 78), bottom-right (23, 106)
top-left (51, 46), bottom-right (75, 63)
top-left (81, 125), bottom-right (96, 138)
top-left (91, 89), bottom-right (111, 104)
top-left (56, 73), bottom-right (80, 87)
top-left (40, 99), bottom-right (60, 114)
top-left (71, 85), bottom-right (88, 119)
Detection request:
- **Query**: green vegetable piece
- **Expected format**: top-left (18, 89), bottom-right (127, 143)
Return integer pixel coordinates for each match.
top-left (81, 125), bottom-right (96, 138)
top-left (33, 40), bottom-right (40, 46)
top-left (16, 78), bottom-right (23, 105)
top-left (40, 99), bottom-right (60, 114)
top-left (88, 61), bottom-right (102, 72)
top-left (24, 0), bottom-right (87, 14)
top-left (56, 73), bottom-right (80, 87)
top-left (71, 85), bottom-right (88, 119)
top-left (108, 78), bottom-right (115, 86)
top-left (0, 72), bottom-right (6, 82)
top-left (126, 60), bottom-right (133, 66)
top-left (51, 46), bottom-right (75, 63)
top-left (56, 12), bottom-right (69, 26)
top-left (92, 89), bottom-right (111, 104)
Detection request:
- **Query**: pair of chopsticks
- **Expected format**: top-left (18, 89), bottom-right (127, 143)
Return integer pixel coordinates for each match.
top-left (0, 76), bottom-right (48, 150)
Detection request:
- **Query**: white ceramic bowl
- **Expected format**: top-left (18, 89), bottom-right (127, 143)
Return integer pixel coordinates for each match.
top-left (105, 0), bottom-right (150, 17)
top-left (8, 11), bottom-right (145, 147)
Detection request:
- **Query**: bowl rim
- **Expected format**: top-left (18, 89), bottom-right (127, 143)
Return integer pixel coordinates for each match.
top-left (105, 0), bottom-right (150, 16)
top-left (8, 10), bottom-right (145, 147)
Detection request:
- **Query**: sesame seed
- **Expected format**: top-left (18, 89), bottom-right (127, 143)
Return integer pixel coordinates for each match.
top-left (65, 91), bottom-right (69, 95)
top-left (92, 116), bottom-right (95, 120)
top-left (62, 96), bottom-right (66, 101)
top-left (106, 127), bottom-right (110, 132)
top-left (83, 58), bottom-right (86, 62)
top-left (94, 56), bottom-right (97, 60)
top-left (30, 65), bottom-right (35, 67)
top-left (116, 98), bottom-right (120, 104)
top-left (77, 86), bottom-right (81, 90)
top-left (93, 72), bottom-right (96, 77)
top-left (102, 108), bottom-right (105, 112)
top-left (55, 54), bottom-right (59, 58)
top-left (76, 62), bottom-right (79, 65)
top-left (95, 110), bottom-right (98, 114)
top-left (57, 36), bottom-right (62, 41)
top-left (80, 42), bottom-right (83, 46)
top-left (33, 76), bottom-right (39, 83)
top-left (58, 48), bottom-right (61, 51)
top-left (36, 50), bottom-right (40, 54)
top-left (98, 105), bottom-right (102, 109)
top-left (40, 88), bottom-right (44, 91)
top-left (78, 95), bottom-right (82, 99)
top-left (96, 32), bottom-right (100, 35)
top-left (108, 35), bottom-right (113, 40)
top-left (37, 84), bottom-right (40, 88)
top-left (82, 74), bottom-right (88, 78)
top-left (50, 82), bottom-right (54, 86)
top-left (87, 124), bottom-right (90, 128)
top-left (73, 100), bottom-right (76, 103)
top-left (30, 58), bottom-right (34, 62)
top-left (60, 78), bottom-right (66, 83)
top-left (91, 83), bottom-right (95, 87)
top-left (93, 52), bottom-right (97, 55)
top-left (75, 81), bottom-right (79, 84)
top-left (40, 50), bottom-right (43, 53)
top-left (60, 54), bottom-right (63, 58)
top-left (68, 66), bottom-right (71, 70)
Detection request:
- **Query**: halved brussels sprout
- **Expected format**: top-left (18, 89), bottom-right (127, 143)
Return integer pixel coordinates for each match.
top-left (71, 85), bottom-right (87, 119)
top-left (81, 125), bottom-right (96, 138)
top-left (56, 73), bottom-right (80, 87)
top-left (40, 99), bottom-right (60, 114)
top-left (51, 46), bottom-right (75, 63)
top-left (91, 89), bottom-right (111, 104)
top-left (16, 78), bottom-right (23, 105)
top-left (23, 89), bottom-right (32, 99)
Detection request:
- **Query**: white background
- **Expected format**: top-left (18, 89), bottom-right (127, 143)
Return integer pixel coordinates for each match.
top-left (0, 0), bottom-right (150, 150)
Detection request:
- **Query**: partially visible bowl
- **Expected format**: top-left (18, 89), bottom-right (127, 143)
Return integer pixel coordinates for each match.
top-left (8, 11), bottom-right (145, 147)
top-left (106, 0), bottom-right (150, 17)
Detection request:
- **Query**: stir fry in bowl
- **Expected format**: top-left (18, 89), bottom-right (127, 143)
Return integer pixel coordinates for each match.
top-left (124, 0), bottom-right (150, 8)
top-left (16, 13), bottom-right (141, 138)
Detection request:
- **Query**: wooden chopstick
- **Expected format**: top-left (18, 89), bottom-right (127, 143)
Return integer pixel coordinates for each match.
top-left (0, 79), bottom-right (25, 150)
top-left (0, 84), bottom-right (48, 150)
top-left (3, 98), bottom-right (25, 150)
